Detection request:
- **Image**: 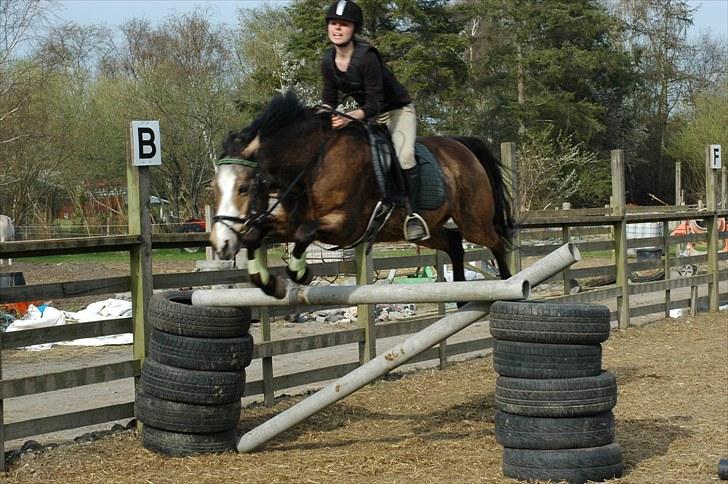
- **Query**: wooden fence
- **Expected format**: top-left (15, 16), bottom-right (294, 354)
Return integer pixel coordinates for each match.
top-left (0, 148), bottom-right (726, 470)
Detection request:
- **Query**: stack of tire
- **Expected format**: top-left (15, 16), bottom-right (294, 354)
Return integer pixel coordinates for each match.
top-left (489, 301), bottom-right (623, 484)
top-left (136, 290), bottom-right (253, 456)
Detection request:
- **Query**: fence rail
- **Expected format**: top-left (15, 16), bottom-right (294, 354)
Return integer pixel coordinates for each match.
top-left (0, 146), bottom-right (726, 470)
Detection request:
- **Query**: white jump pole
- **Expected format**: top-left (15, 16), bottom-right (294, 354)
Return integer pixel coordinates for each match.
top-left (235, 243), bottom-right (580, 453)
top-left (193, 279), bottom-right (528, 307)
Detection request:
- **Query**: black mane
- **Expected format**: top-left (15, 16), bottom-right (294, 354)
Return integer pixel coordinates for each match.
top-left (257, 91), bottom-right (312, 138)
top-left (222, 91), bottom-right (321, 158)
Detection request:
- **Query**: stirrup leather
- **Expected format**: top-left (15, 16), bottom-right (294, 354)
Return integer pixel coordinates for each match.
top-left (404, 212), bottom-right (430, 241)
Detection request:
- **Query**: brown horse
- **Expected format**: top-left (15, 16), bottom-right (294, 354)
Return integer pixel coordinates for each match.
top-left (211, 91), bottom-right (515, 298)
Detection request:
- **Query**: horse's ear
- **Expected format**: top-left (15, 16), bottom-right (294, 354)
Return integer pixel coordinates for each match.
top-left (241, 134), bottom-right (261, 159)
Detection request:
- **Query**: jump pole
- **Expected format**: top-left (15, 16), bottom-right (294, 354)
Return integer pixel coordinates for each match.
top-left (193, 279), bottom-right (528, 307)
top-left (234, 243), bottom-right (580, 453)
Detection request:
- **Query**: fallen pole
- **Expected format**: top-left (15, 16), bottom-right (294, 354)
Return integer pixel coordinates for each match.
top-left (193, 278), bottom-right (528, 307)
top-left (235, 243), bottom-right (580, 453)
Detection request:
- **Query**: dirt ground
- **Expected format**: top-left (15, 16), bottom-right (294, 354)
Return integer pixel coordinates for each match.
top-left (3, 311), bottom-right (726, 484)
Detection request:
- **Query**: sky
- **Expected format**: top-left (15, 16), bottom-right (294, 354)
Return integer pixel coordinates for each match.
top-left (54, 0), bottom-right (728, 40)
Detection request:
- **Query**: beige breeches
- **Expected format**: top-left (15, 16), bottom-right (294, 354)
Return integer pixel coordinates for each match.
top-left (383, 103), bottom-right (417, 170)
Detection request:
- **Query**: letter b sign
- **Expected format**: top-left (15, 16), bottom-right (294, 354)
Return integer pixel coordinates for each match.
top-left (130, 121), bottom-right (162, 166)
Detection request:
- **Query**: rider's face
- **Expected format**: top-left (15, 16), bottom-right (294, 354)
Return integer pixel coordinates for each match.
top-left (328, 20), bottom-right (355, 46)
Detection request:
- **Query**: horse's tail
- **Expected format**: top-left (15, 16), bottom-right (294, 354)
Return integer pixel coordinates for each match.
top-left (450, 136), bottom-right (516, 247)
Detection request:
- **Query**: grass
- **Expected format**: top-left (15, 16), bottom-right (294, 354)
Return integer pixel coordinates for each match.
top-left (18, 249), bottom-right (206, 264)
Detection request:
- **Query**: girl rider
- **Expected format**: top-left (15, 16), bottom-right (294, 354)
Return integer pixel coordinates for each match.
top-left (320, 0), bottom-right (429, 241)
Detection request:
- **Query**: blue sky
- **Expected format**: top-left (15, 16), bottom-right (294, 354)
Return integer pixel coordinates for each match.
top-left (54, 0), bottom-right (728, 40)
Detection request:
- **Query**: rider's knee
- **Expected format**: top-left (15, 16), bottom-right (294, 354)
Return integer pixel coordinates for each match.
top-left (398, 147), bottom-right (416, 170)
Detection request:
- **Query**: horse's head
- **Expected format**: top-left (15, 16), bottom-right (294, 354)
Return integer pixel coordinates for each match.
top-left (212, 91), bottom-right (329, 260)
top-left (210, 131), bottom-right (263, 260)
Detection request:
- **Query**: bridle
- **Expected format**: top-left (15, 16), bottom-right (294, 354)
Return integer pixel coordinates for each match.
top-left (212, 157), bottom-right (267, 240)
top-left (212, 147), bottom-right (322, 241)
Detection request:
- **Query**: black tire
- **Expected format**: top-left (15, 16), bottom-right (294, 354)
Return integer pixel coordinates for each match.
top-left (149, 290), bottom-right (251, 337)
top-left (493, 340), bottom-right (602, 379)
top-left (503, 444), bottom-right (623, 484)
top-left (719, 458), bottom-right (728, 480)
top-left (489, 301), bottom-right (610, 344)
top-left (495, 410), bottom-right (615, 449)
top-left (150, 328), bottom-right (254, 371)
top-left (495, 371), bottom-right (617, 417)
top-left (140, 358), bottom-right (245, 405)
top-left (135, 391), bottom-right (241, 433)
top-left (141, 425), bottom-right (236, 457)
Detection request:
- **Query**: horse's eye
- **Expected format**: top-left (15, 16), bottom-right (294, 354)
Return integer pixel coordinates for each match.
top-left (238, 185), bottom-right (249, 195)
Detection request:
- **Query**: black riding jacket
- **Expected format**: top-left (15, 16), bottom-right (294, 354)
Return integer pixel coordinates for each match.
top-left (321, 41), bottom-right (411, 119)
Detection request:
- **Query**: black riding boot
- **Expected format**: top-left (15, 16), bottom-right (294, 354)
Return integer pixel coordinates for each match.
top-left (402, 166), bottom-right (430, 241)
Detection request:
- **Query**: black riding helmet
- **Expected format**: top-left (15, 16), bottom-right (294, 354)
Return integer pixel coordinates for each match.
top-left (326, 0), bottom-right (363, 27)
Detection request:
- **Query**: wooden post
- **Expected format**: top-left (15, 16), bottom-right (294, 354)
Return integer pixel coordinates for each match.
top-left (0, 333), bottom-right (5, 472)
top-left (663, 220), bottom-right (671, 318)
top-left (501, 142), bottom-right (521, 274)
top-left (126, 126), bottom-right (153, 365)
top-left (721, 165), bottom-right (727, 209)
top-left (257, 247), bottom-right (275, 406)
top-left (705, 146), bottom-right (719, 312)
top-left (355, 244), bottom-right (376, 363)
top-left (204, 205), bottom-right (215, 262)
top-left (561, 223), bottom-right (571, 295)
top-left (435, 250), bottom-right (448, 369)
top-left (675, 162), bottom-right (682, 205)
top-left (611, 150), bottom-right (630, 330)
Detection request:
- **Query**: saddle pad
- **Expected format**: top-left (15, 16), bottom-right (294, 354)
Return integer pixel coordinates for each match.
top-left (414, 143), bottom-right (445, 210)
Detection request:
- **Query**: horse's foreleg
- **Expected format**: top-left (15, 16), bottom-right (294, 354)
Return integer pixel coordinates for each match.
top-left (247, 246), bottom-right (287, 299)
top-left (286, 242), bottom-right (314, 285)
top-left (286, 222), bottom-right (318, 285)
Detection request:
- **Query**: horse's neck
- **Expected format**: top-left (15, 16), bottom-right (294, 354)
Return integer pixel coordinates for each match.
top-left (264, 126), bottom-right (327, 187)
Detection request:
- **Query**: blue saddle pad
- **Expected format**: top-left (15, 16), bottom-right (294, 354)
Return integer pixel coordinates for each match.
top-left (414, 143), bottom-right (445, 210)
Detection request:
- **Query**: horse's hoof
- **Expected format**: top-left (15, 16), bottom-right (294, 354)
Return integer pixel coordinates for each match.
top-left (262, 275), bottom-right (288, 299)
top-left (286, 267), bottom-right (314, 286)
top-left (250, 274), bottom-right (287, 299)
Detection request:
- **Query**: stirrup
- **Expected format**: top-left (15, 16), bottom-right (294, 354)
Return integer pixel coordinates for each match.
top-left (404, 213), bottom-right (430, 241)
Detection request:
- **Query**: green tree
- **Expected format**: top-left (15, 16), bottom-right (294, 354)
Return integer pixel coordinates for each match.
top-left (463, 0), bottom-right (638, 151)
top-left (111, 13), bottom-right (242, 219)
top-left (668, 82), bottom-right (728, 201)
top-left (286, 0), bottom-right (469, 133)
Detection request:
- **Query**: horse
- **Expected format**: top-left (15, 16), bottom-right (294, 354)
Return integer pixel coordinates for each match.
top-left (211, 91), bottom-right (515, 299)
top-left (0, 214), bottom-right (15, 266)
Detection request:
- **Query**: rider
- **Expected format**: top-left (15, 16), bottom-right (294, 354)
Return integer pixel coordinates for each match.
top-left (320, 0), bottom-right (429, 242)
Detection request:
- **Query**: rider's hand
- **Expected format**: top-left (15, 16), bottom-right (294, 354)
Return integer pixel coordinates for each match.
top-left (331, 114), bottom-right (351, 129)
top-left (331, 109), bottom-right (364, 129)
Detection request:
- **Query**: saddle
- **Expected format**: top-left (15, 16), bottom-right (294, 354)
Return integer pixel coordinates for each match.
top-left (337, 124), bottom-right (445, 252)
top-left (367, 124), bottom-right (445, 211)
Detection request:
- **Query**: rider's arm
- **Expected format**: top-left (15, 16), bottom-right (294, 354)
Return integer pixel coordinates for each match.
top-left (320, 57), bottom-right (340, 110)
top-left (359, 50), bottom-right (384, 119)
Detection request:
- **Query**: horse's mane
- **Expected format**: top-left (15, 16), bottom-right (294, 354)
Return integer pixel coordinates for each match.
top-left (257, 91), bottom-right (313, 138)
top-left (222, 91), bottom-right (321, 158)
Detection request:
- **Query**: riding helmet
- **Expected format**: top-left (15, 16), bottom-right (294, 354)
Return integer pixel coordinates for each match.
top-left (326, 0), bottom-right (363, 26)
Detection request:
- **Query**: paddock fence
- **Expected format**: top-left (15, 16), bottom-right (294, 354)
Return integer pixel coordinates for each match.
top-left (0, 148), bottom-right (726, 470)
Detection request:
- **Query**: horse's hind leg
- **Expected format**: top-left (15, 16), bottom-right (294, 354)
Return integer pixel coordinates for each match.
top-left (491, 239), bottom-right (512, 280)
top-left (423, 228), bottom-right (465, 282)
top-left (457, 219), bottom-right (512, 280)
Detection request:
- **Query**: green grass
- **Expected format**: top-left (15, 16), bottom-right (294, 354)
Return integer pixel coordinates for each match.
top-left (20, 249), bottom-right (206, 264)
